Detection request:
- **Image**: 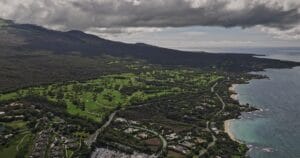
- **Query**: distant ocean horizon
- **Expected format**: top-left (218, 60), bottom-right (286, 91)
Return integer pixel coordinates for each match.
top-left (182, 46), bottom-right (300, 54)
top-left (219, 47), bottom-right (300, 158)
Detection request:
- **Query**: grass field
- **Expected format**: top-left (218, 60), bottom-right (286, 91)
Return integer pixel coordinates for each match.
top-left (5, 121), bottom-right (28, 129)
top-left (0, 128), bottom-right (32, 158)
top-left (0, 70), bottom-right (222, 122)
top-left (0, 134), bottom-right (23, 158)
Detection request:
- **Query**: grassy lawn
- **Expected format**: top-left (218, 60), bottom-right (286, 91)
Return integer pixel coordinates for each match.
top-left (66, 149), bottom-right (74, 158)
top-left (0, 132), bottom-right (32, 158)
top-left (0, 70), bottom-right (222, 122)
top-left (0, 92), bottom-right (18, 101)
top-left (4, 120), bottom-right (28, 129)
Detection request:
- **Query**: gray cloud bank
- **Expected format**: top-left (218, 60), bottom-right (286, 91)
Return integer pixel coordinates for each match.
top-left (1, 0), bottom-right (300, 39)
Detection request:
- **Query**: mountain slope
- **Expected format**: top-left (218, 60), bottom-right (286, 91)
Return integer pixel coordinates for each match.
top-left (0, 19), bottom-right (299, 92)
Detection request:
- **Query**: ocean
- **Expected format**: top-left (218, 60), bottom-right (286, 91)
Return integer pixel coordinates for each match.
top-left (221, 47), bottom-right (300, 158)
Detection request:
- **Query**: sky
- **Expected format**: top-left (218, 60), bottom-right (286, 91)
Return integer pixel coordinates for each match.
top-left (0, 0), bottom-right (300, 51)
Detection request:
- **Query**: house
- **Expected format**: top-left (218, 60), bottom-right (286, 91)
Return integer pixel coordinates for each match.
top-left (194, 137), bottom-right (206, 144)
top-left (166, 133), bottom-right (179, 141)
top-left (15, 115), bottom-right (24, 119)
top-left (211, 122), bottom-right (220, 134)
top-left (137, 132), bottom-right (148, 139)
top-left (223, 112), bottom-right (230, 116)
top-left (129, 120), bottom-right (140, 125)
top-left (4, 134), bottom-right (13, 139)
top-left (211, 127), bottom-right (220, 134)
top-left (183, 135), bottom-right (192, 141)
top-left (114, 117), bottom-right (127, 123)
top-left (168, 145), bottom-right (190, 155)
top-left (124, 127), bottom-right (139, 134)
top-left (8, 102), bottom-right (23, 107)
top-left (195, 106), bottom-right (204, 110)
top-left (180, 141), bottom-right (195, 149)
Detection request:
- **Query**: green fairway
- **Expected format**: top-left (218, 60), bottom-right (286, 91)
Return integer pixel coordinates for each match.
top-left (0, 70), bottom-right (222, 122)
top-left (0, 132), bottom-right (32, 158)
top-left (4, 121), bottom-right (28, 129)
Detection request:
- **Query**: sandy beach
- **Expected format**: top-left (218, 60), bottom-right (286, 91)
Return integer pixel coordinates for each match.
top-left (228, 84), bottom-right (237, 92)
top-left (225, 84), bottom-right (241, 143)
top-left (224, 120), bottom-right (239, 143)
top-left (229, 84), bottom-right (239, 101)
top-left (224, 120), bottom-right (233, 139)
top-left (230, 94), bottom-right (238, 101)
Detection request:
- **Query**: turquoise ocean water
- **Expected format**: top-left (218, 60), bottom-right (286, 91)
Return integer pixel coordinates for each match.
top-left (223, 48), bottom-right (300, 158)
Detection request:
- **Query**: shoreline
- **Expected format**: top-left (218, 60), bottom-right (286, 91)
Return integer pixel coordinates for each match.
top-left (229, 84), bottom-right (239, 101)
top-left (224, 120), bottom-right (238, 143)
top-left (224, 84), bottom-right (243, 144)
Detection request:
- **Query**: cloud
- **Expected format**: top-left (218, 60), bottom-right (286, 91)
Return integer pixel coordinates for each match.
top-left (0, 0), bottom-right (300, 39)
top-left (260, 25), bottom-right (300, 40)
top-left (86, 27), bottom-right (163, 37)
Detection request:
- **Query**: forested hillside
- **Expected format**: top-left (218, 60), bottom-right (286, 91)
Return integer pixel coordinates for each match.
top-left (0, 19), bottom-right (298, 92)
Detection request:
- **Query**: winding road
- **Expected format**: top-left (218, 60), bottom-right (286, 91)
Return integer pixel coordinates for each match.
top-left (85, 81), bottom-right (227, 156)
top-left (16, 133), bottom-right (29, 151)
top-left (199, 81), bottom-right (226, 157)
top-left (85, 102), bottom-right (167, 157)
top-left (130, 126), bottom-right (167, 157)
top-left (85, 111), bottom-right (117, 147)
top-left (211, 82), bottom-right (226, 115)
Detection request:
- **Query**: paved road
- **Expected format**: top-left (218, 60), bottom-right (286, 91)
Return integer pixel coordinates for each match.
top-left (198, 134), bottom-right (217, 157)
top-left (211, 82), bottom-right (218, 93)
top-left (216, 93), bottom-right (226, 115)
top-left (199, 81), bottom-right (226, 157)
top-left (85, 111), bottom-right (117, 147)
top-left (132, 126), bottom-right (167, 157)
top-left (16, 133), bottom-right (29, 151)
top-left (211, 82), bottom-right (226, 115)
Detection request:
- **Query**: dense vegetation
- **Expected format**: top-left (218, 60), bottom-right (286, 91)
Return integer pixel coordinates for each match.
top-left (0, 98), bottom-right (98, 158)
top-left (0, 18), bottom-right (299, 157)
top-left (0, 69), bottom-right (221, 121)
top-left (0, 18), bottom-right (299, 93)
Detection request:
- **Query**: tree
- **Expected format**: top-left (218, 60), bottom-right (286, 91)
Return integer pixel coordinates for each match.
top-left (129, 91), bottom-right (146, 104)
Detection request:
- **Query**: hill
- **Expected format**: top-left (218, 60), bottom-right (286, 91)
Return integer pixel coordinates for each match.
top-left (0, 18), bottom-right (299, 92)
